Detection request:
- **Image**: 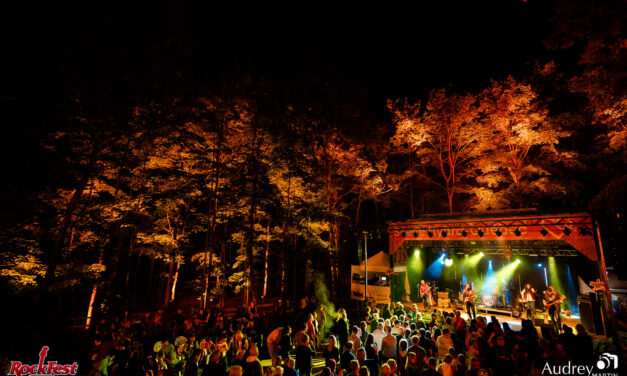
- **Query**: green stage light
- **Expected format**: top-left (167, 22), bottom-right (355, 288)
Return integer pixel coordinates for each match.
top-left (414, 250), bottom-right (420, 257)
top-left (444, 258), bottom-right (453, 266)
top-left (548, 257), bottom-right (565, 295)
top-left (466, 252), bottom-right (484, 267)
top-left (494, 258), bottom-right (521, 285)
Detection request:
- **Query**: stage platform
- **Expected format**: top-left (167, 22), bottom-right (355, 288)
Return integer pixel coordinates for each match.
top-left (416, 302), bottom-right (582, 332)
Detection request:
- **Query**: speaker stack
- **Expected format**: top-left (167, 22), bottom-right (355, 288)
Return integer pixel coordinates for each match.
top-left (577, 292), bottom-right (606, 335)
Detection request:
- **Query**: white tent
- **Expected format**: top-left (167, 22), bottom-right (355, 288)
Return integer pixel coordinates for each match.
top-left (350, 251), bottom-right (393, 303)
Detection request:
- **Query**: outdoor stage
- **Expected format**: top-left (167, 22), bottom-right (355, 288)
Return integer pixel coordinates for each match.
top-left (352, 210), bottom-right (613, 337)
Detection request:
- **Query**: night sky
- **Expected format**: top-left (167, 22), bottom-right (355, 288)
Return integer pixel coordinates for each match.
top-left (4, 1), bottom-right (554, 104)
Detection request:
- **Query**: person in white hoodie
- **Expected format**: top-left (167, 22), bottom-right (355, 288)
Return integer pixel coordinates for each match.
top-left (372, 321), bottom-right (385, 350)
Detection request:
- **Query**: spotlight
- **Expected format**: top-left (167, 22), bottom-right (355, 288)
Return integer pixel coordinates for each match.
top-left (427, 231), bottom-right (434, 238)
top-left (496, 230), bottom-right (502, 237)
top-left (536, 263), bottom-right (543, 268)
top-left (514, 259), bottom-right (521, 264)
top-left (401, 231), bottom-right (406, 238)
top-left (579, 227), bottom-right (591, 236)
top-left (478, 230), bottom-right (484, 237)
top-left (444, 258), bottom-right (453, 266)
top-left (414, 250), bottom-right (420, 257)
top-left (441, 231), bottom-right (447, 238)
top-left (413, 231), bottom-right (418, 238)
top-left (540, 228), bottom-right (548, 236)
top-left (514, 228), bottom-right (521, 236)
top-left (461, 230), bottom-right (467, 237)
top-left (479, 252), bottom-right (484, 257)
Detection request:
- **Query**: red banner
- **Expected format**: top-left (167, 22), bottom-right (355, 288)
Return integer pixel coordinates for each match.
top-left (388, 213), bottom-right (597, 261)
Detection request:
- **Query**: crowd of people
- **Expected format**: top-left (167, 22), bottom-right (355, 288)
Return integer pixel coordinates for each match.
top-left (80, 298), bottom-right (603, 376)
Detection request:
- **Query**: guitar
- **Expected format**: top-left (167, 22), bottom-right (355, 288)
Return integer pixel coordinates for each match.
top-left (420, 284), bottom-right (431, 298)
top-left (543, 295), bottom-right (566, 309)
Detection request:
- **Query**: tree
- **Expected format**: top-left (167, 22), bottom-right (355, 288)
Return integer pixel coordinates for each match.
top-left (473, 76), bottom-right (571, 209)
top-left (389, 89), bottom-right (487, 213)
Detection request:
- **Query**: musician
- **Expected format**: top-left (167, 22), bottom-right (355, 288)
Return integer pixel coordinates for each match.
top-left (462, 283), bottom-right (476, 320)
top-left (544, 286), bottom-right (563, 332)
top-left (520, 283), bottom-right (536, 325)
top-left (419, 280), bottom-right (432, 311)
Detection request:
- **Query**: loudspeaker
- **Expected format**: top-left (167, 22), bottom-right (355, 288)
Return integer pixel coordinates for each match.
top-left (589, 292), bottom-right (606, 335)
top-left (578, 294), bottom-right (595, 332)
top-left (578, 292), bottom-right (607, 335)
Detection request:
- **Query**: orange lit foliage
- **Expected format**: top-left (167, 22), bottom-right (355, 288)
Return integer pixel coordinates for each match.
top-left (389, 89), bottom-right (487, 213)
top-left (473, 77), bottom-right (570, 209)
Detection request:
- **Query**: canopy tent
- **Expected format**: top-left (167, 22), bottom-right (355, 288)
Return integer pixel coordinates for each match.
top-left (350, 251), bottom-right (411, 302)
top-left (354, 250), bottom-right (392, 272)
top-left (351, 251), bottom-right (392, 303)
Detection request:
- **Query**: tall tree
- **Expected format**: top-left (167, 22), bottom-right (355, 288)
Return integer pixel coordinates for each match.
top-left (389, 89), bottom-right (487, 213)
top-left (473, 76), bottom-right (571, 209)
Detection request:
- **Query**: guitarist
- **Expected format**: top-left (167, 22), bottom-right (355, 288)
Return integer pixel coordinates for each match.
top-left (419, 280), bottom-right (432, 311)
top-left (544, 286), bottom-right (564, 332)
top-left (463, 283), bottom-right (477, 320)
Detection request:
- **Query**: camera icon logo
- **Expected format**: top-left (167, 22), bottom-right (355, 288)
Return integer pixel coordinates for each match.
top-left (597, 352), bottom-right (618, 370)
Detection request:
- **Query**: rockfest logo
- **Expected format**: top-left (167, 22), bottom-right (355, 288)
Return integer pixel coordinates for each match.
top-left (8, 347), bottom-right (78, 376)
top-left (542, 352), bottom-right (619, 376)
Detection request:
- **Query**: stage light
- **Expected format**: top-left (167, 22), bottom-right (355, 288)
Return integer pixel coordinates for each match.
top-left (461, 230), bottom-right (467, 237)
top-left (413, 231), bottom-right (418, 238)
top-left (540, 228), bottom-right (548, 236)
top-left (427, 231), bottom-right (434, 238)
top-left (444, 258), bottom-right (453, 266)
top-left (579, 227), bottom-right (591, 236)
top-left (514, 228), bottom-right (521, 236)
top-left (414, 250), bottom-right (420, 257)
top-left (536, 263), bottom-right (543, 268)
top-left (479, 252), bottom-right (484, 257)
top-left (478, 230), bottom-right (484, 237)
top-left (401, 231), bottom-right (406, 238)
top-left (465, 251), bottom-right (484, 267)
top-left (548, 257), bottom-right (565, 296)
top-left (441, 231), bottom-right (447, 238)
top-left (563, 227), bottom-right (571, 236)
top-left (496, 229), bottom-right (502, 237)
top-left (494, 258), bottom-right (521, 286)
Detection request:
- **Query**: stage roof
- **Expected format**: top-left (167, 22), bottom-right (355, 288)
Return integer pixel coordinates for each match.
top-left (388, 211), bottom-right (598, 261)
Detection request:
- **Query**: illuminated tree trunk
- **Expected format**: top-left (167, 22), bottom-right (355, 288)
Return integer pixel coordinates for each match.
top-left (85, 247), bottom-right (104, 330)
top-left (262, 220), bottom-right (270, 299)
top-left (171, 261), bottom-right (180, 302)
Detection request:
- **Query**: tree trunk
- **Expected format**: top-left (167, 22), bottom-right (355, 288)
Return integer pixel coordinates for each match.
top-left (148, 256), bottom-right (155, 297)
top-left (85, 246), bottom-right (105, 330)
top-left (448, 190), bottom-right (454, 214)
top-left (171, 261), bottom-right (180, 302)
top-left (125, 232), bottom-right (134, 291)
top-left (262, 220), bottom-right (271, 299)
top-left (164, 259), bottom-right (175, 306)
top-left (43, 174), bottom-right (92, 291)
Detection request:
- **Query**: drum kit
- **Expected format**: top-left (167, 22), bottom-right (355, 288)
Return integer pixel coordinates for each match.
top-left (480, 289), bottom-right (507, 308)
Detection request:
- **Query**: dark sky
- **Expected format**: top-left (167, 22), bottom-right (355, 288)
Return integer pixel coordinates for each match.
top-left (4, 0), bottom-right (554, 107)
